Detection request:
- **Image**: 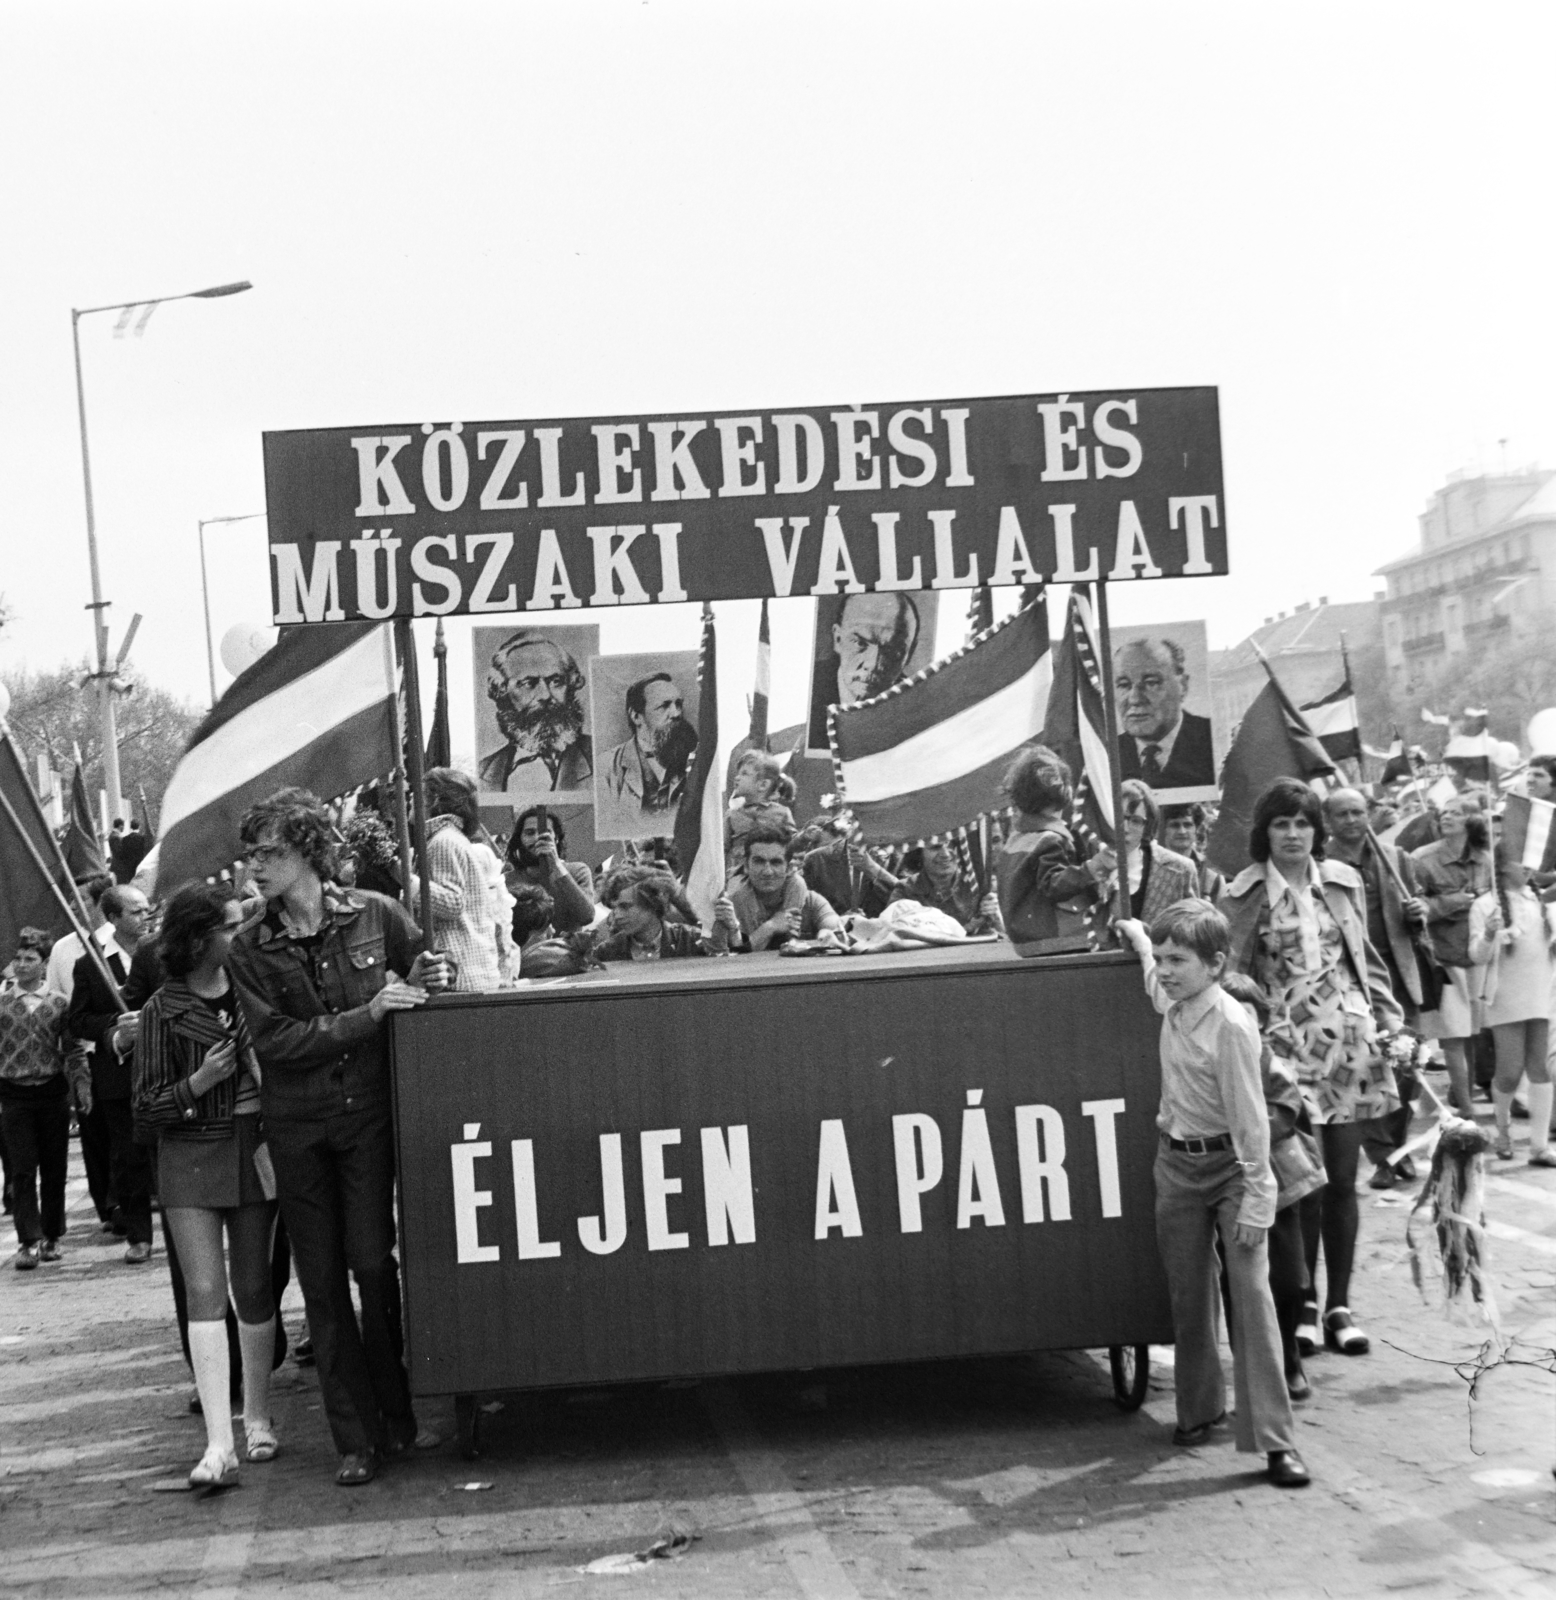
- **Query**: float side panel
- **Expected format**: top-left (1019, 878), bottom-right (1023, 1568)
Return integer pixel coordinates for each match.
top-left (393, 957), bottom-right (1171, 1396)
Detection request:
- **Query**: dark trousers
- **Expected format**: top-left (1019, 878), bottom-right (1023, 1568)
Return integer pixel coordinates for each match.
top-left (77, 1098), bottom-right (114, 1222)
top-left (101, 1099), bottom-right (153, 1245)
top-left (2, 1095), bottom-right (70, 1245)
top-left (268, 1105), bottom-right (412, 1456)
top-left (1363, 1066), bottom-right (1419, 1167)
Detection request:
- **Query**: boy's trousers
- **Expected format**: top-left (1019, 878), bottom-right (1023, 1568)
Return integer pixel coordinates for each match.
top-left (1154, 1140), bottom-right (1295, 1454)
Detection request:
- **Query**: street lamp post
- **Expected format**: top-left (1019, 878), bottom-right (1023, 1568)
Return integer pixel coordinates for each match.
top-left (198, 513), bottom-right (267, 706)
top-left (71, 279), bottom-right (252, 820)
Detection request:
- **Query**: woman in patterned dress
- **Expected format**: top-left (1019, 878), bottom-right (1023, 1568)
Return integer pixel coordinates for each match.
top-left (1221, 779), bottom-right (1403, 1357)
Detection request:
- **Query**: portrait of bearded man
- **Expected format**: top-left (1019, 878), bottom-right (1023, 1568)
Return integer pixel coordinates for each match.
top-left (478, 630), bottom-right (596, 798)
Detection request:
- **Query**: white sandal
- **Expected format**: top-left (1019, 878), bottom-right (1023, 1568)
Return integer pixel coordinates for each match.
top-left (245, 1420), bottom-right (279, 1462)
top-left (1295, 1301), bottom-right (1320, 1357)
top-left (189, 1445), bottom-right (240, 1488)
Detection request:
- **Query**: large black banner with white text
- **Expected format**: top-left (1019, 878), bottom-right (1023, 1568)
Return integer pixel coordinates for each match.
top-left (391, 945), bottom-right (1171, 1395)
top-left (264, 387), bottom-right (1224, 623)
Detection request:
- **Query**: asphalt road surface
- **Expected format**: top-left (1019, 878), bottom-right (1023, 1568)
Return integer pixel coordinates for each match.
top-left (3, 1085), bottom-right (1553, 1599)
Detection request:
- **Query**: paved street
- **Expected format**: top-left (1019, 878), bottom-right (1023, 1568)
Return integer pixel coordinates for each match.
top-left (3, 1091), bottom-right (1553, 1600)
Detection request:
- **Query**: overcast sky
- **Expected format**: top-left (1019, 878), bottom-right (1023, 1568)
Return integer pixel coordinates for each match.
top-left (2, 2), bottom-right (1550, 765)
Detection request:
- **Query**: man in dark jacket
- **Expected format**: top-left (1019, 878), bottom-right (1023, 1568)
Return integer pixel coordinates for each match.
top-left (67, 885), bottom-right (156, 1261)
top-left (227, 787), bottom-right (448, 1487)
top-left (801, 831), bottom-right (898, 917)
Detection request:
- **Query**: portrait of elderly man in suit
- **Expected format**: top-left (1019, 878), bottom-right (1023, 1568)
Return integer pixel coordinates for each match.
top-left (479, 630), bottom-right (595, 797)
top-left (1113, 634), bottom-right (1215, 791)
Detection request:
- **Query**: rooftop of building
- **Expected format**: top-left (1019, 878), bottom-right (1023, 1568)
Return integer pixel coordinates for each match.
top-left (1374, 468), bottom-right (1556, 576)
top-left (1210, 598), bottom-right (1379, 676)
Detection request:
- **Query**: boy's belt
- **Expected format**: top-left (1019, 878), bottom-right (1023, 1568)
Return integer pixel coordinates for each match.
top-left (1166, 1132), bottom-right (1233, 1154)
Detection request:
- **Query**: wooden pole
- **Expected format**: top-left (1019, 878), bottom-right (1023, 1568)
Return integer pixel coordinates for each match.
top-left (387, 642), bottom-right (416, 916)
top-left (394, 618), bottom-right (435, 944)
top-left (1092, 580), bottom-right (1131, 926)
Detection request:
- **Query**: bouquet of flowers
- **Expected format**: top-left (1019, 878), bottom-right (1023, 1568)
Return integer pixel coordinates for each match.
top-left (1406, 1114), bottom-right (1500, 1330)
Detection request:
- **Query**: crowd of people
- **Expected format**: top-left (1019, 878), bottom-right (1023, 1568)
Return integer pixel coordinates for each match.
top-left (2, 740), bottom-right (1553, 1495)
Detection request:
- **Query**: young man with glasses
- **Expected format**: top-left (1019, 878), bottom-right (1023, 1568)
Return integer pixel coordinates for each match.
top-left (227, 787), bottom-right (450, 1487)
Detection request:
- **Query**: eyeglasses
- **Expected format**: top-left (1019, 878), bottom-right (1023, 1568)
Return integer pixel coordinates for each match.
top-left (245, 843), bottom-right (291, 865)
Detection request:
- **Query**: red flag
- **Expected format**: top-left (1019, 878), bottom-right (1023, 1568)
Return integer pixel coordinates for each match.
top-left (423, 618), bottom-right (451, 770)
top-left (1207, 665), bottom-right (1335, 875)
top-left (62, 760), bottom-right (106, 879)
top-left (0, 733), bottom-right (74, 964)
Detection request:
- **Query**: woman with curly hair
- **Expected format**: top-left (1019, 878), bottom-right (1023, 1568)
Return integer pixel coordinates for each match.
top-left (134, 884), bottom-right (277, 1486)
top-left (1220, 778), bottom-right (1403, 1359)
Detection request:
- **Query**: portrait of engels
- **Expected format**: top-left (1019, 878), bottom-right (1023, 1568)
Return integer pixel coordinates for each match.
top-left (806, 591), bottom-right (934, 755)
top-left (602, 671), bottom-right (699, 819)
top-left (1112, 633), bottom-right (1216, 792)
top-left (477, 627), bottom-right (596, 799)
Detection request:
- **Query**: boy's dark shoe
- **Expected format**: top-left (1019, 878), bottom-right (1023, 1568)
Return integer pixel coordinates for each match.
top-left (1267, 1450), bottom-right (1311, 1488)
top-left (38, 1239), bottom-right (61, 1262)
top-left (336, 1451), bottom-right (378, 1487)
top-left (1172, 1412), bottom-right (1228, 1446)
top-left (1367, 1163), bottom-right (1395, 1190)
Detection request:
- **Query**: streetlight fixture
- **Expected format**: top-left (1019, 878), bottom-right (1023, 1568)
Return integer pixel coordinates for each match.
top-left (198, 512), bottom-right (267, 706)
top-left (71, 280), bottom-right (253, 819)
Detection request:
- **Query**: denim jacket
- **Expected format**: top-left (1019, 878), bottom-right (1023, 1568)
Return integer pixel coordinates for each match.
top-left (228, 885), bottom-right (424, 1122)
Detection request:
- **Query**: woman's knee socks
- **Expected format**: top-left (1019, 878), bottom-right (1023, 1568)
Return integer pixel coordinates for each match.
top-left (187, 1321), bottom-right (235, 1455)
top-left (237, 1317), bottom-right (276, 1427)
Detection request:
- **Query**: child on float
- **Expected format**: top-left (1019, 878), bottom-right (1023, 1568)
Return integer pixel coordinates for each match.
top-left (1468, 850), bottom-right (1556, 1165)
top-left (725, 750), bottom-right (797, 876)
top-left (1117, 898), bottom-right (1310, 1488)
top-left (1219, 971), bottom-right (1328, 1403)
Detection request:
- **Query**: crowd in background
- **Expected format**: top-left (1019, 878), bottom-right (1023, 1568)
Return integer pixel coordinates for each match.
top-left (3, 740), bottom-right (1556, 1492)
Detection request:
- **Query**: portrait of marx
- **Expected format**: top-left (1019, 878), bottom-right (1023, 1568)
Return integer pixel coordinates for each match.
top-left (476, 626), bottom-right (599, 803)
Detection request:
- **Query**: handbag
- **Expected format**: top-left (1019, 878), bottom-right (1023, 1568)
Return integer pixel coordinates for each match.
top-left (1411, 933), bottom-right (1446, 1013)
top-left (1271, 1128), bottom-right (1326, 1210)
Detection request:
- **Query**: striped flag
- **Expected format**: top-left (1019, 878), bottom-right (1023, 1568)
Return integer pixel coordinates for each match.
top-left (749, 598), bottom-right (770, 748)
top-left (1499, 792), bottom-right (1556, 873)
top-left (829, 605), bottom-right (1051, 844)
top-left (966, 586), bottom-right (993, 643)
top-left (1444, 706), bottom-right (1494, 780)
top-left (1301, 663), bottom-right (1362, 764)
top-left (1043, 588), bottom-right (1115, 846)
top-left (675, 604), bottom-right (725, 924)
top-left (155, 622), bottom-right (398, 893)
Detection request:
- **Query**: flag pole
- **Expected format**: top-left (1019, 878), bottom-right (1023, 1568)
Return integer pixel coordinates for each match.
top-left (1092, 579), bottom-right (1130, 926)
top-left (387, 654), bottom-right (416, 916)
top-left (394, 618), bottom-right (435, 944)
top-left (0, 769), bottom-right (124, 1008)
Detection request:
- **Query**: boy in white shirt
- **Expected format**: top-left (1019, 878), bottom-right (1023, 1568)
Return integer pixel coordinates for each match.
top-left (1118, 898), bottom-right (1311, 1489)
